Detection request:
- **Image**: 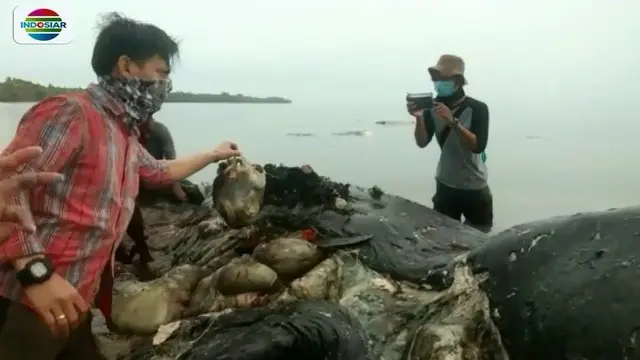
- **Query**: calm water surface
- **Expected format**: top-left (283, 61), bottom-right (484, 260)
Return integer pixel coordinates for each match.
top-left (1, 101), bottom-right (637, 232)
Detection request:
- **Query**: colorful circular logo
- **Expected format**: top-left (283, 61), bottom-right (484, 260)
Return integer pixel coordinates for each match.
top-left (22, 8), bottom-right (66, 41)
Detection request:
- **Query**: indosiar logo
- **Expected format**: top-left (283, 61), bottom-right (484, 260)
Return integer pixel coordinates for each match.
top-left (13, 6), bottom-right (73, 45)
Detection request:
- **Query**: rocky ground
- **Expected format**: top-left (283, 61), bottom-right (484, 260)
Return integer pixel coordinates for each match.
top-left (93, 163), bottom-right (640, 360)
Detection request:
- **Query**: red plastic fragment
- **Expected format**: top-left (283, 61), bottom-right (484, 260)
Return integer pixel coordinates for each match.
top-left (301, 228), bottom-right (317, 241)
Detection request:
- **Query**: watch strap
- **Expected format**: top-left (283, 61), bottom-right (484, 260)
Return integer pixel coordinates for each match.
top-left (16, 257), bottom-right (54, 287)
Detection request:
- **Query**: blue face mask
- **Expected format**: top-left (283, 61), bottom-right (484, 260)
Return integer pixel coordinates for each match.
top-left (434, 80), bottom-right (456, 97)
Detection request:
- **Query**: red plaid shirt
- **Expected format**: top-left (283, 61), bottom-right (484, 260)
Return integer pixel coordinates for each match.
top-left (0, 84), bottom-right (173, 314)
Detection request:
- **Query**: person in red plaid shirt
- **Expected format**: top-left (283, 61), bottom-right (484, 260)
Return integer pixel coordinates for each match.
top-left (0, 13), bottom-right (241, 359)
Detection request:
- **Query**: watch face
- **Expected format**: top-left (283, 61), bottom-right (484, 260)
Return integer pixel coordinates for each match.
top-left (30, 262), bottom-right (48, 278)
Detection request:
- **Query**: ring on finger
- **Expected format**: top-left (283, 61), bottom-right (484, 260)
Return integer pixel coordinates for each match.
top-left (56, 314), bottom-right (67, 322)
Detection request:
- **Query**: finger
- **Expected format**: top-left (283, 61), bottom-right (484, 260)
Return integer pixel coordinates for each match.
top-left (0, 146), bottom-right (43, 175)
top-left (72, 293), bottom-right (90, 313)
top-left (61, 298), bottom-right (80, 330)
top-left (49, 305), bottom-right (70, 339)
top-left (228, 142), bottom-right (239, 150)
top-left (39, 308), bottom-right (58, 337)
top-left (0, 172), bottom-right (62, 196)
top-left (0, 205), bottom-right (35, 233)
top-left (78, 310), bottom-right (88, 323)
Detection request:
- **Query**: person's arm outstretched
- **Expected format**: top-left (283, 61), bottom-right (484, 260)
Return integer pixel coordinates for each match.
top-left (137, 141), bottom-right (241, 188)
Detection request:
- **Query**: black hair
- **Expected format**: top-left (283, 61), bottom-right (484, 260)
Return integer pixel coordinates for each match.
top-left (91, 12), bottom-right (180, 76)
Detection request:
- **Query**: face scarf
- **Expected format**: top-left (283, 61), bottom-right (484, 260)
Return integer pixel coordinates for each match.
top-left (98, 75), bottom-right (172, 126)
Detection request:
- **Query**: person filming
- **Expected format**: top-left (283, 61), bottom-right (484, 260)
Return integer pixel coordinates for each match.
top-left (408, 54), bottom-right (492, 232)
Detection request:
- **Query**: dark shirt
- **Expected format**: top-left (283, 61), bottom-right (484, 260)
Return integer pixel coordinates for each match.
top-left (423, 96), bottom-right (489, 153)
top-left (422, 96), bottom-right (490, 189)
top-left (140, 121), bottom-right (176, 160)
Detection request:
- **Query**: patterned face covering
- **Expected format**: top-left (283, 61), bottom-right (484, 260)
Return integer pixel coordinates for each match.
top-left (98, 75), bottom-right (172, 126)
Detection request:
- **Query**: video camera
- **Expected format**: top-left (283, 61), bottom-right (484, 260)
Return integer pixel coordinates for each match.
top-left (406, 92), bottom-right (434, 111)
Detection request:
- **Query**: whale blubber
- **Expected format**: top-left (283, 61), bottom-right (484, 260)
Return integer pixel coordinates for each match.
top-left (105, 161), bottom-right (635, 360)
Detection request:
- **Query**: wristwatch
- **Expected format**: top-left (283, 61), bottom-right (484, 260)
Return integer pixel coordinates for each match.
top-left (450, 117), bottom-right (462, 128)
top-left (16, 257), bottom-right (55, 287)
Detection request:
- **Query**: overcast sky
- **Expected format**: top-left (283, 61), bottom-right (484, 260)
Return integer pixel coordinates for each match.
top-left (1, 0), bottom-right (637, 103)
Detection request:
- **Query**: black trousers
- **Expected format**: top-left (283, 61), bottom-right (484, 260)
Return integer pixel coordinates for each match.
top-left (432, 181), bottom-right (493, 233)
top-left (0, 297), bottom-right (106, 360)
top-left (115, 203), bottom-right (153, 264)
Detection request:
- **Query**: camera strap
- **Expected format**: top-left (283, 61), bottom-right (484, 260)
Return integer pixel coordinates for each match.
top-left (435, 102), bottom-right (469, 148)
top-left (434, 102), bottom-right (487, 163)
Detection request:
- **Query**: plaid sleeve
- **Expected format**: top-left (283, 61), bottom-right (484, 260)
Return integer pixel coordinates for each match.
top-left (137, 141), bottom-right (173, 188)
top-left (2, 96), bottom-right (85, 172)
top-left (0, 96), bottom-right (85, 260)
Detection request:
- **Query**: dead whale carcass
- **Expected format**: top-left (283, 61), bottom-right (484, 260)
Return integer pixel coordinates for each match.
top-left (212, 156), bottom-right (266, 229)
top-left (184, 254), bottom-right (345, 318)
top-left (468, 205), bottom-right (640, 360)
top-left (107, 163), bottom-right (509, 360)
top-left (141, 300), bottom-right (371, 360)
top-left (125, 254), bottom-right (506, 360)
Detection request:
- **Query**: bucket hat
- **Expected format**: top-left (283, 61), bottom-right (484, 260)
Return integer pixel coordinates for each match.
top-left (428, 54), bottom-right (467, 84)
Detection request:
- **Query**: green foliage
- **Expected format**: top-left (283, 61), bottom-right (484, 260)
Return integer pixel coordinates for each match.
top-left (0, 77), bottom-right (292, 104)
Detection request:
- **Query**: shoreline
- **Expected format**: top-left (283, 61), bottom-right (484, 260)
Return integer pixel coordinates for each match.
top-left (0, 101), bottom-right (292, 104)
top-left (0, 77), bottom-right (293, 104)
